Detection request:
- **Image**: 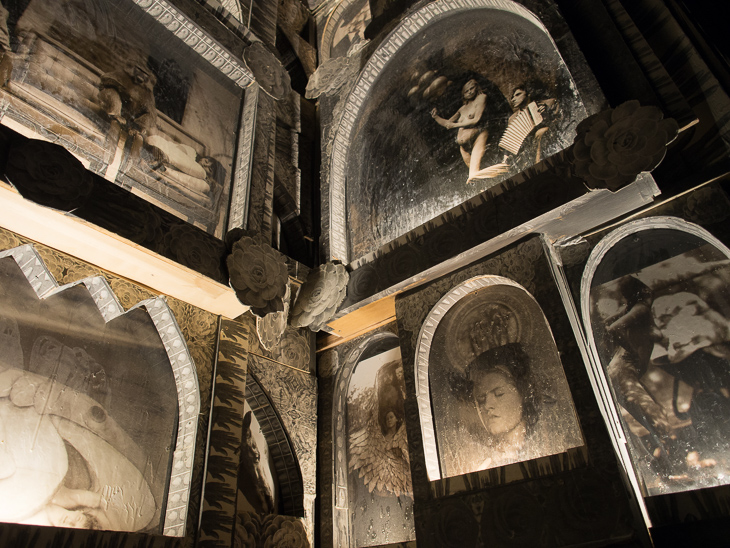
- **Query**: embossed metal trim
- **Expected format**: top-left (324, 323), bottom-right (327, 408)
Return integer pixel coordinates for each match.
top-left (218, 0), bottom-right (244, 22)
top-left (133, 0), bottom-right (253, 88)
top-left (327, 0), bottom-right (550, 263)
top-left (228, 84), bottom-right (259, 230)
top-left (414, 275), bottom-right (524, 481)
top-left (142, 297), bottom-right (200, 536)
top-left (0, 245), bottom-right (200, 538)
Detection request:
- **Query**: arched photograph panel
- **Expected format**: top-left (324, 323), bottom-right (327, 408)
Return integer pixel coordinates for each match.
top-left (236, 402), bottom-right (279, 515)
top-left (237, 371), bottom-right (305, 519)
top-left (582, 217), bottom-right (730, 496)
top-left (320, 0), bottom-right (372, 62)
top-left (0, 245), bottom-right (199, 536)
top-left (346, 345), bottom-right (415, 547)
top-left (331, 0), bottom-right (587, 261)
top-left (421, 276), bottom-right (583, 478)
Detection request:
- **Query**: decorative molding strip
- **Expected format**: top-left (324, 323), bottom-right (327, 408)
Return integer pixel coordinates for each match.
top-left (133, 0), bottom-right (254, 88)
top-left (228, 84), bottom-right (259, 231)
top-left (199, 317), bottom-right (247, 546)
top-left (0, 244), bottom-right (200, 538)
top-left (413, 274), bottom-right (524, 481)
top-left (143, 297), bottom-right (201, 537)
top-left (328, 0), bottom-right (549, 263)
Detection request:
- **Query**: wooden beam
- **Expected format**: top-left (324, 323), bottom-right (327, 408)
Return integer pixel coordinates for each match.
top-left (317, 295), bottom-right (396, 352)
top-left (0, 183), bottom-right (248, 319)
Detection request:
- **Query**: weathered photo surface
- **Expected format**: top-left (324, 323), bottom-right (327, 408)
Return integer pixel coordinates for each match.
top-left (327, 0), bottom-right (371, 60)
top-left (0, 255), bottom-right (178, 532)
top-left (236, 402), bottom-right (278, 515)
top-left (429, 282), bottom-right (583, 477)
top-left (0, 0), bottom-right (242, 236)
top-left (345, 6), bottom-right (585, 259)
top-left (589, 228), bottom-right (730, 496)
top-left (347, 347), bottom-right (415, 547)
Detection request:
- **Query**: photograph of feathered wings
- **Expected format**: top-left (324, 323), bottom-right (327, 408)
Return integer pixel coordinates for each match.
top-left (348, 393), bottom-right (412, 497)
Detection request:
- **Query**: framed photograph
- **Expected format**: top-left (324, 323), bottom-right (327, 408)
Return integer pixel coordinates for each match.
top-left (0, 0), bottom-right (249, 237)
top-left (582, 216), bottom-right (730, 496)
top-left (418, 276), bottom-right (583, 478)
top-left (347, 346), bottom-right (415, 547)
top-left (327, 0), bottom-right (597, 263)
top-left (0, 244), bottom-right (199, 535)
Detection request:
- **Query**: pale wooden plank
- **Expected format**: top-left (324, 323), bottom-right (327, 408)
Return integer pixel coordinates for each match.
top-left (318, 295), bottom-right (396, 351)
top-left (0, 182), bottom-right (248, 319)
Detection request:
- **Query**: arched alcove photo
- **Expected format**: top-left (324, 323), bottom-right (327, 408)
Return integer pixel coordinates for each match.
top-left (331, 333), bottom-right (416, 547)
top-left (238, 371), bottom-right (305, 518)
top-left (0, 245), bottom-right (199, 536)
top-left (328, 0), bottom-right (587, 262)
top-left (581, 216), bottom-right (730, 497)
top-left (415, 275), bottom-right (583, 479)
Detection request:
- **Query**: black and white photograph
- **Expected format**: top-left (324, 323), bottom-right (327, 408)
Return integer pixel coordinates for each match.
top-left (0, 254), bottom-right (178, 532)
top-left (345, 6), bottom-right (584, 258)
top-left (588, 227), bottom-right (730, 496)
top-left (0, 0), bottom-right (241, 236)
top-left (327, 0), bottom-right (371, 59)
top-left (347, 347), bottom-right (415, 547)
top-left (236, 403), bottom-right (278, 515)
top-left (428, 281), bottom-right (583, 477)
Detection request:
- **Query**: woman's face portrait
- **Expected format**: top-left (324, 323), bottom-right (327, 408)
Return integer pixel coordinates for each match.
top-left (385, 411), bottom-right (397, 430)
top-left (473, 369), bottom-right (523, 436)
top-left (462, 79), bottom-right (479, 101)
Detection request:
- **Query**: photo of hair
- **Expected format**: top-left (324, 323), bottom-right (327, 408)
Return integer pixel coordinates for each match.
top-left (236, 404), bottom-right (278, 515)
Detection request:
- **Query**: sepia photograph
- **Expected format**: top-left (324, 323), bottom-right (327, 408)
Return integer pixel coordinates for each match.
top-left (0, 254), bottom-right (178, 532)
top-left (347, 347), bottom-right (415, 547)
top-left (344, 7), bottom-right (584, 258)
top-left (328, 0), bottom-right (372, 59)
top-left (589, 226), bottom-right (730, 496)
top-left (428, 281), bottom-right (583, 477)
top-left (236, 403), bottom-right (278, 515)
top-left (0, 0), bottom-right (242, 236)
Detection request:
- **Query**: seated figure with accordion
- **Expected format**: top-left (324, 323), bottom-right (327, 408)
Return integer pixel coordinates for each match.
top-left (498, 82), bottom-right (560, 166)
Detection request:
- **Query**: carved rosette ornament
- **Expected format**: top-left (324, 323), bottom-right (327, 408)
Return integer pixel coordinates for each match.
top-left (6, 139), bottom-right (94, 211)
top-left (290, 262), bottom-right (349, 331)
top-left (572, 100), bottom-right (678, 191)
top-left (256, 284), bottom-right (291, 351)
top-left (304, 42), bottom-right (368, 99)
top-left (227, 234), bottom-right (289, 317)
